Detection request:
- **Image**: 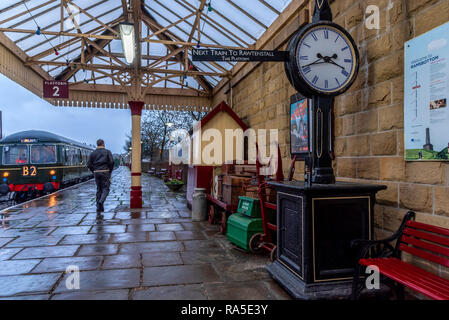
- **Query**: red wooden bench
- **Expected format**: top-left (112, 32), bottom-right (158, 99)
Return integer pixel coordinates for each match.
top-left (352, 211), bottom-right (449, 300)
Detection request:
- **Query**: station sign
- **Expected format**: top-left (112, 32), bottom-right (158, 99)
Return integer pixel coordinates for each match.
top-left (43, 80), bottom-right (69, 99)
top-left (192, 49), bottom-right (289, 62)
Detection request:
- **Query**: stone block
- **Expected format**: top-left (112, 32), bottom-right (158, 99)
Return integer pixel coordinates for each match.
top-left (372, 131), bottom-right (397, 155)
top-left (399, 184), bottom-right (433, 213)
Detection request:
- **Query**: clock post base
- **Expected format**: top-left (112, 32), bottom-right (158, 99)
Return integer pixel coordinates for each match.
top-left (266, 261), bottom-right (391, 300)
top-left (266, 261), bottom-right (353, 300)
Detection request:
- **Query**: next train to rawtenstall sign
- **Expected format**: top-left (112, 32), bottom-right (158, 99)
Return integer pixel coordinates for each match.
top-left (0, 130), bottom-right (95, 203)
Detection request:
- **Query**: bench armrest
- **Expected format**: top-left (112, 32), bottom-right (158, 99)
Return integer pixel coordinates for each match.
top-left (351, 211), bottom-right (416, 260)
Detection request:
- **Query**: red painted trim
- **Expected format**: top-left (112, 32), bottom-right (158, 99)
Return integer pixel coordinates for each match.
top-left (129, 101), bottom-right (144, 116)
top-left (131, 172), bottom-right (142, 176)
top-left (9, 182), bottom-right (60, 192)
top-left (200, 101), bottom-right (248, 131)
top-left (131, 186), bottom-right (141, 191)
top-left (130, 188), bottom-right (142, 209)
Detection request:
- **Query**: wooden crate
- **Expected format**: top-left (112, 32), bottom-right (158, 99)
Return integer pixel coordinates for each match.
top-left (223, 175), bottom-right (251, 186)
top-left (235, 164), bottom-right (257, 176)
top-left (222, 163), bottom-right (235, 175)
top-left (222, 176), bottom-right (251, 206)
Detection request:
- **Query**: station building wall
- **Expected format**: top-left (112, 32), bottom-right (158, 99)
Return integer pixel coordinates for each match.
top-left (214, 0), bottom-right (449, 279)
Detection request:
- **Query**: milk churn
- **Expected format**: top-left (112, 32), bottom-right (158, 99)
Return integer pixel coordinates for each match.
top-left (192, 188), bottom-right (207, 221)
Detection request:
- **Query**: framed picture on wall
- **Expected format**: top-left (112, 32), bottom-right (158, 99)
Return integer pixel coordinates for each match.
top-left (290, 93), bottom-right (311, 158)
top-left (404, 21), bottom-right (449, 161)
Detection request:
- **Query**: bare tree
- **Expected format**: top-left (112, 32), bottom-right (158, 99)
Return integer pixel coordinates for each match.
top-left (124, 110), bottom-right (207, 161)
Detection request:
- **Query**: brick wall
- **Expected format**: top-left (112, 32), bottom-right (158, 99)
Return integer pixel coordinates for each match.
top-left (218, 0), bottom-right (449, 280)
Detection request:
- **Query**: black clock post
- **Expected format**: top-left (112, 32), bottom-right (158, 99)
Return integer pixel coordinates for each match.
top-left (266, 0), bottom-right (387, 299)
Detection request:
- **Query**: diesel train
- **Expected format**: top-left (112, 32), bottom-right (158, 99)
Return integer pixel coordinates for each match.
top-left (0, 130), bottom-right (95, 202)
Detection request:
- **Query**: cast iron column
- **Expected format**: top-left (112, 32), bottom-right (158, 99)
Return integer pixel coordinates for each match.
top-left (311, 95), bottom-right (335, 184)
top-left (310, 0), bottom-right (335, 184)
top-left (129, 100), bottom-right (143, 209)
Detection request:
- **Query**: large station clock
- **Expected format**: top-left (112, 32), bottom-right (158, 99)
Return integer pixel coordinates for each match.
top-left (285, 21), bottom-right (359, 97)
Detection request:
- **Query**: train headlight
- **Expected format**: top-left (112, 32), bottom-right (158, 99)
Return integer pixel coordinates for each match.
top-left (3, 172), bottom-right (9, 178)
top-left (49, 170), bottom-right (56, 175)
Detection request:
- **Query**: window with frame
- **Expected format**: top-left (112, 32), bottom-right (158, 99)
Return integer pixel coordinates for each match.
top-left (71, 148), bottom-right (80, 165)
top-left (30, 145), bottom-right (56, 164)
top-left (63, 147), bottom-right (69, 165)
top-left (2, 145), bottom-right (29, 165)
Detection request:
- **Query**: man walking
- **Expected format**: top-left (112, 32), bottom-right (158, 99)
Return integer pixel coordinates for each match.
top-left (87, 139), bottom-right (114, 214)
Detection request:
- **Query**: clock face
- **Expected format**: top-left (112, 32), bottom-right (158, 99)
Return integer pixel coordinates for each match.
top-left (294, 24), bottom-right (358, 95)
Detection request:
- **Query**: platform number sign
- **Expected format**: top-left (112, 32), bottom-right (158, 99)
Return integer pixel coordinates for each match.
top-left (43, 80), bottom-right (69, 99)
top-left (22, 166), bottom-right (37, 177)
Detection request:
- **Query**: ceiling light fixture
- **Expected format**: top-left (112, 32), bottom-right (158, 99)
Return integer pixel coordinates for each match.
top-left (119, 22), bottom-right (136, 65)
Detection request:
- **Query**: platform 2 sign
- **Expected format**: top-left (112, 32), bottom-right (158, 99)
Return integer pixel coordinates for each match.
top-left (192, 49), bottom-right (289, 62)
top-left (43, 80), bottom-right (69, 99)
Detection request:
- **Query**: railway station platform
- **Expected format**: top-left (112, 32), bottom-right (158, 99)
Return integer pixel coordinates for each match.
top-left (0, 167), bottom-right (289, 300)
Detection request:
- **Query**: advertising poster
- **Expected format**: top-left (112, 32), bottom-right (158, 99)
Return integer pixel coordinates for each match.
top-left (404, 21), bottom-right (449, 161)
top-left (290, 98), bottom-right (309, 155)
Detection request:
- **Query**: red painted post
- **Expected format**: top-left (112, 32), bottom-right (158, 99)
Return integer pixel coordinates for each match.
top-left (129, 101), bottom-right (144, 209)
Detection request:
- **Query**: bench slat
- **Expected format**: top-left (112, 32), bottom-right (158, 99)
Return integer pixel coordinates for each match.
top-left (361, 258), bottom-right (449, 291)
top-left (399, 244), bottom-right (449, 268)
top-left (407, 221), bottom-right (449, 237)
top-left (383, 258), bottom-right (449, 291)
top-left (360, 258), bottom-right (449, 300)
top-left (403, 227), bottom-right (449, 248)
top-left (402, 235), bottom-right (449, 258)
top-left (379, 259), bottom-right (449, 296)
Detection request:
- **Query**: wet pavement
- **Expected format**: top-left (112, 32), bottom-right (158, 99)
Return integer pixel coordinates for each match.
top-left (0, 167), bottom-right (290, 300)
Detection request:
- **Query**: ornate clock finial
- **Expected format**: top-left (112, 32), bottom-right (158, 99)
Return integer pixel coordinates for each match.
top-left (312, 0), bottom-right (332, 22)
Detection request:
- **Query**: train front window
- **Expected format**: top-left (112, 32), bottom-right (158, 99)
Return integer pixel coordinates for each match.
top-left (3, 145), bottom-right (29, 165)
top-left (30, 145), bottom-right (56, 164)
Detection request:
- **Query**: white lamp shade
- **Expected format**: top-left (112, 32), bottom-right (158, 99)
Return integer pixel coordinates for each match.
top-left (119, 23), bottom-right (136, 64)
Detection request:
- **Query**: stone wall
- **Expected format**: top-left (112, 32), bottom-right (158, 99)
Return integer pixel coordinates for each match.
top-left (331, 0), bottom-right (449, 240)
top-left (216, 0), bottom-right (449, 280)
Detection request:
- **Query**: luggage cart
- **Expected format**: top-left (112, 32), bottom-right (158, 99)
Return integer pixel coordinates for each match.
top-left (249, 145), bottom-right (299, 261)
top-left (206, 195), bottom-right (237, 235)
top-left (247, 144), bottom-right (282, 261)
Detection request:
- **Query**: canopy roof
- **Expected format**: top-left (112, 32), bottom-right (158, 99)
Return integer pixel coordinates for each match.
top-left (0, 0), bottom-right (308, 110)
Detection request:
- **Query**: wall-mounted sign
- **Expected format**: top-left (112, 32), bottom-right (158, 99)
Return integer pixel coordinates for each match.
top-left (192, 49), bottom-right (289, 62)
top-left (290, 94), bottom-right (311, 157)
top-left (43, 80), bottom-right (69, 99)
top-left (404, 21), bottom-right (449, 161)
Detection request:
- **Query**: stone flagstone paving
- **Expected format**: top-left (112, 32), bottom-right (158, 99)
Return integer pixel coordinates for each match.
top-left (0, 167), bottom-right (290, 300)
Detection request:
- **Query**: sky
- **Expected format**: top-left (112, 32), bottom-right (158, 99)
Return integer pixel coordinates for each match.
top-left (0, 74), bottom-right (131, 154)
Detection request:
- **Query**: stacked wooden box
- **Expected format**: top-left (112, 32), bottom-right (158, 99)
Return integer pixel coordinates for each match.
top-left (219, 163), bottom-right (256, 207)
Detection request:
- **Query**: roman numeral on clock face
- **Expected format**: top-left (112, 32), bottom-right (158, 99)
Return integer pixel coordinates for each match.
top-left (302, 66), bottom-right (312, 74)
top-left (312, 76), bottom-right (319, 84)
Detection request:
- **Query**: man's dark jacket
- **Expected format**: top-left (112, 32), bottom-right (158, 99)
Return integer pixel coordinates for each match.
top-left (87, 147), bottom-right (114, 173)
